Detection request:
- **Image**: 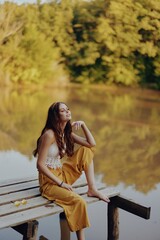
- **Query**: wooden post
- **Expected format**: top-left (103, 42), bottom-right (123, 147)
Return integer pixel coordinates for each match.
top-left (12, 220), bottom-right (39, 240)
top-left (59, 212), bottom-right (70, 240)
top-left (39, 235), bottom-right (48, 240)
top-left (107, 203), bottom-right (119, 240)
top-left (110, 196), bottom-right (151, 219)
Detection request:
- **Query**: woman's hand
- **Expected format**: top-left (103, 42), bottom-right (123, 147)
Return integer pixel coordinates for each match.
top-left (72, 121), bottom-right (84, 131)
top-left (71, 120), bottom-right (96, 147)
top-left (61, 182), bottom-right (73, 191)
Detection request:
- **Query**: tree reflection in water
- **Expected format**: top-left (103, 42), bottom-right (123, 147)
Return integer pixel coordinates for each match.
top-left (0, 86), bottom-right (160, 194)
top-left (0, 86), bottom-right (160, 240)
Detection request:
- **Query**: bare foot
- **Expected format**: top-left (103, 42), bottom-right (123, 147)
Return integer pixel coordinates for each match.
top-left (87, 189), bottom-right (110, 203)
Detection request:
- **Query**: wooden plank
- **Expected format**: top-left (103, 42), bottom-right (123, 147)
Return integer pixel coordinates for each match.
top-left (0, 188), bottom-right (120, 229)
top-left (0, 196), bottom-right (50, 217)
top-left (0, 181), bottom-right (105, 205)
top-left (0, 178), bottom-right (88, 196)
top-left (0, 176), bottom-right (38, 187)
top-left (0, 180), bottom-right (39, 195)
top-left (0, 184), bottom-right (110, 216)
top-left (72, 178), bottom-right (87, 187)
top-left (0, 188), bottom-right (40, 205)
top-left (0, 204), bottom-right (63, 229)
top-left (111, 195), bottom-right (151, 219)
top-left (0, 176), bottom-right (87, 188)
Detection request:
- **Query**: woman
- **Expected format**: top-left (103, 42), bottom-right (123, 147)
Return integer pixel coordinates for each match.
top-left (33, 102), bottom-right (110, 240)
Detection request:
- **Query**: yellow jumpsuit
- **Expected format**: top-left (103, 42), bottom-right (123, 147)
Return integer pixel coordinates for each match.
top-left (39, 146), bottom-right (94, 232)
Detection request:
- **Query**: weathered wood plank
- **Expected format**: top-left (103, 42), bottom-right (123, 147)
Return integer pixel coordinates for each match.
top-left (0, 188), bottom-right (40, 205)
top-left (0, 176), bottom-right (87, 188)
top-left (0, 184), bottom-right (110, 216)
top-left (72, 178), bottom-right (87, 187)
top-left (0, 203), bottom-right (63, 229)
top-left (0, 180), bottom-right (39, 195)
top-left (0, 181), bottom-right (105, 205)
top-left (0, 173), bottom-right (151, 240)
top-left (0, 196), bottom-right (50, 217)
top-left (0, 188), bottom-right (120, 229)
top-left (111, 195), bottom-right (151, 219)
top-left (0, 176), bottom-right (38, 187)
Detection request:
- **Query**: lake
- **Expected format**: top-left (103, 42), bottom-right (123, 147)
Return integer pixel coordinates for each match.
top-left (0, 85), bottom-right (160, 240)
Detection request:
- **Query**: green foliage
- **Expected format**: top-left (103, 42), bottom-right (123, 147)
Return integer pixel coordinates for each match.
top-left (0, 0), bottom-right (160, 88)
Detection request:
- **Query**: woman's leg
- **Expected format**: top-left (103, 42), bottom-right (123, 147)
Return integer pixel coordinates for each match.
top-left (39, 169), bottom-right (90, 233)
top-left (64, 146), bottom-right (110, 203)
top-left (84, 160), bottom-right (110, 203)
top-left (76, 229), bottom-right (85, 240)
top-left (43, 184), bottom-right (90, 232)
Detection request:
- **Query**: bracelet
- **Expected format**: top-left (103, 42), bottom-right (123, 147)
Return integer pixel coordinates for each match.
top-left (59, 181), bottom-right (63, 187)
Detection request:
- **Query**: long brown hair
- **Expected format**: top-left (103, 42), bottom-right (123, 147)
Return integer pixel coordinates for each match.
top-left (33, 102), bottom-right (74, 158)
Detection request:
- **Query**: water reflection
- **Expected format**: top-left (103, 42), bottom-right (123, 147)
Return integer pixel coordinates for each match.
top-left (0, 150), bottom-right (37, 181)
top-left (0, 86), bottom-right (160, 193)
top-left (0, 86), bottom-right (160, 240)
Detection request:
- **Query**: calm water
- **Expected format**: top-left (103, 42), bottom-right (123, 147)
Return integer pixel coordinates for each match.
top-left (0, 85), bottom-right (160, 240)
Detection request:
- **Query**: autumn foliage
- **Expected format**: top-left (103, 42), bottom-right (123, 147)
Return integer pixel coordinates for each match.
top-left (0, 0), bottom-right (160, 88)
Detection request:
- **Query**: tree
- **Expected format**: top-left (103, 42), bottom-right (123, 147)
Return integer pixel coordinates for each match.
top-left (0, 2), bottom-right (23, 85)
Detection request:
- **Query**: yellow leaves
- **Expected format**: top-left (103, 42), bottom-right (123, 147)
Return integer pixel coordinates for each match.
top-left (97, 18), bottom-right (115, 39)
top-left (109, 0), bottom-right (139, 25)
top-left (14, 199), bottom-right (27, 207)
top-left (97, 18), bottom-right (119, 51)
top-left (107, 59), bottom-right (139, 86)
top-left (95, 0), bottom-right (160, 87)
top-left (148, 0), bottom-right (160, 11)
top-left (12, 68), bottom-right (40, 83)
top-left (53, 5), bottom-right (74, 56)
top-left (14, 201), bottom-right (21, 207)
top-left (0, 3), bottom-right (23, 45)
top-left (105, 37), bottom-right (119, 52)
top-left (0, 0), bottom-right (160, 87)
top-left (102, 55), bottom-right (114, 63)
top-left (148, 10), bottom-right (160, 19)
top-left (140, 17), bottom-right (155, 31)
top-left (140, 41), bottom-right (158, 57)
top-left (75, 42), bottom-right (100, 66)
top-left (21, 199), bottom-right (27, 205)
top-left (151, 19), bottom-right (160, 29)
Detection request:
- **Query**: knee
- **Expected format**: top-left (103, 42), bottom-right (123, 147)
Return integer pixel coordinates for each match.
top-left (79, 146), bottom-right (95, 154)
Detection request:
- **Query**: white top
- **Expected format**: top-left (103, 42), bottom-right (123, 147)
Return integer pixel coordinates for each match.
top-left (45, 142), bottom-right (62, 169)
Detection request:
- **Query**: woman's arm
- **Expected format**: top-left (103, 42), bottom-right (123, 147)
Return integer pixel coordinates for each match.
top-left (37, 130), bottom-right (63, 185)
top-left (37, 130), bottom-right (72, 191)
top-left (71, 121), bottom-right (96, 147)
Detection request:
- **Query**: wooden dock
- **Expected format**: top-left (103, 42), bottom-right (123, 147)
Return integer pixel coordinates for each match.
top-left (0, 176), bottom-right (151, 240)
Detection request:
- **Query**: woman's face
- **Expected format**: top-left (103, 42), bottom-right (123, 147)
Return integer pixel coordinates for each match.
top-left (59, 103), bottom-right (71, 122)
